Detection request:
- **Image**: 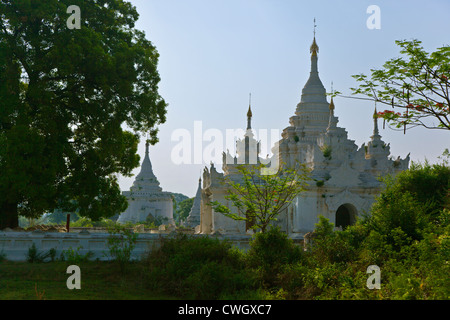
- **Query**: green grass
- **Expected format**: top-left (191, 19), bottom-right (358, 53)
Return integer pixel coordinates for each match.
top-left (0, 260), bottom-right (176, 300)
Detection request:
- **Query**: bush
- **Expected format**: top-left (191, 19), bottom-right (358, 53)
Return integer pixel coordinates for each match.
top-left (26, 243), bottom-right (57, 263)
top-left (70, 217), bottom-right (94, 228)
top-left (105, 225), bottom-right (138, 272)
top-left (61, 246), bottom-right (93, 263)
top-left (0, 250), bottom-right (6, 263)
top-left (368, 188), bottom-right (429, 244)
top-left (393, 161), bottom-right (450, 218)
top-left (144, 233), bottom-right (257, 299)
top-left (276, 263), bottom-right (308, 299)
top-left (246, 226), bottom-right (303, 288)
top-left (305, 216), bottom-right (358, 266)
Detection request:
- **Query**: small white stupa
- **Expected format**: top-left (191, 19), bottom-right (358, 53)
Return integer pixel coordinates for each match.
top-left (117, 140), bottom-right (174, 225)
top-left (185, 178), bottom-right (202, 228)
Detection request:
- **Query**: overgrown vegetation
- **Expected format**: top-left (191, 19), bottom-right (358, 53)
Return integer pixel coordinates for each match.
top-left (61, 247), bottom-right (93, 264)
top-left (26, 244), bottom-right (57, 263)
top-left (143, 234), bottom-right (261, 299)
top-left (142, 158), bottom-right (449, 300)
top-left (320, 144), bottom-right (332, 160)
top-left (211, 162), bottom-right (310, 233)
top-left (2, 159), bottom-right (448, 300)
top-left (105, 225), bottom-right (138, 272)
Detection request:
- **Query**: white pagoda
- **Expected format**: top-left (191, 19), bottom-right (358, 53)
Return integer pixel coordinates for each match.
top-left (117, 141), bottom-right (174, 225)
top-left (199, 34), bottom-right (410, 236)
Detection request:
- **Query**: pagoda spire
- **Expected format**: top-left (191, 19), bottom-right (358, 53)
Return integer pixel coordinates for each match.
top-left (372, 105), bottom-right (381, 139)
top-left (145, 139), bottom-right (150, 156)
top-left (135, 138), bottom-right (159, 187)
top-left (185, 176), bottom-right (202, 228)
top-left (310, 18), bottom-right (319, 57)
top-left (327, 96), bottom-right (338, 131)
top-left (294, 18), bottom-right (329, 130)
top-left (247, 93), bottom-right (252, 130)
top-left (299, 19), bottom-right (326, 104)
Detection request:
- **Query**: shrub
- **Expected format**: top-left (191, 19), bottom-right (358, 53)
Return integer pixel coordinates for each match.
top-left (61, 246), bottom-right (93, 263)
top-left (321, 144), bottom-right (332, 160)
top-left (0, 250), bottom-right (6, 263)
top-left (105, 225), bottom-right (138, 272)
top-left (306, 216), bottom-right (358, 265)
top-left (70, 217), bottom-right (94, 228)
top-left (246, 226), bottom-right (303, 288)
top-left (26, 243), bottom-right (48, 263)
top-left (276, 263), bottom-right (308, 299)
top-left (368, 189), bottom-right (428, 244)
top-left (144, 233), bottom-right (257, 299)
top-left (25, 244), bottom-right (58, 263)
top-left (394, 161), bottom-right (450, 218)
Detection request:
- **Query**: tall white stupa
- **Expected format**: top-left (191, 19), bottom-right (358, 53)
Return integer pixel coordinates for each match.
top-left (117, 140), bottom-right (174, 225)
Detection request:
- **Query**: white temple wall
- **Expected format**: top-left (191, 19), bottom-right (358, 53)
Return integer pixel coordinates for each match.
top-left (292, 191), bottom-right (320, 234)
top-left (0, 231), bottom-right (253, 262)
top-left (200, 189), bottom-right (213, 234)
top-left (208, 191), bottom-right (245, 234)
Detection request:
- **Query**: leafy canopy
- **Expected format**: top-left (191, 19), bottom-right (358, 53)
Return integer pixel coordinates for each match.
top-left (350, 39), bottom-right (450, 131)
top-left (211, 163), bottom-right (310, 233)
top-left (0, 0), bottom-right (167, 227)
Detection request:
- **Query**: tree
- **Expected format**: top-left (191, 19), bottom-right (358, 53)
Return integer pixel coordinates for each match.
top-left (175, 197), bottom-right (194, 224)
top-left (350, 39), bottom-right (449, 132)
top-left (210, 163), bottom-right (310, 233)
top-left (0, 0), bottom-right (167, 228)
top-left (368, 157), bottom-right (450, 239)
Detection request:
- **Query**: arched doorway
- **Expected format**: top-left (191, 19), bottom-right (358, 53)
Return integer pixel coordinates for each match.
top-left (335, 203), bottom-right (357, 230)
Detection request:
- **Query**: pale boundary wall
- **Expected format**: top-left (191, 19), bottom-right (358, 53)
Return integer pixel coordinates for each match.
top-left (0, 230), bottom-right (256, 262)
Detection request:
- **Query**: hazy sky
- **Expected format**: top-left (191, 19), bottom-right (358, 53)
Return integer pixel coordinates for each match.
top-left (118, 0), bottom-right (450, 198)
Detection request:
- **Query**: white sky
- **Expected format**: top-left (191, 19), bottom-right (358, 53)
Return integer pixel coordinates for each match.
top-left (118, 0), bottom-right (450, 198)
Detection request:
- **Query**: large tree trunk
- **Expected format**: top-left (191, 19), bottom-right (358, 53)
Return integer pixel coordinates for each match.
top-left (0, 202), bottom-right (19, 230)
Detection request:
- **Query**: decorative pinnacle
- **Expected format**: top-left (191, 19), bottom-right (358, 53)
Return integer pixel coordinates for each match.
top-left (310, 38), bottom-right (319, 56)
top-left (145, 139), bottom-right (149, 155)
top-left (373, 105), bottom-right (380, 136)
top-left (313, 17), bottom-right (317, 37)
top-left (310, 18), bottom-right (319, 56)
top-left (247, 93), bottom-right (252, 118)
top-left (247, 93), bottom-right (252, 130)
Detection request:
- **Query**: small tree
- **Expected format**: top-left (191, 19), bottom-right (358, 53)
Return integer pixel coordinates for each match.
top-left (105, 225), bottom-right (137, 272)
top-left (350, 39), bottom-right (449, 132)
top-left (210, 163), bottom-right (310, 233)
top-left (174, 197), bottom-right (194, 224)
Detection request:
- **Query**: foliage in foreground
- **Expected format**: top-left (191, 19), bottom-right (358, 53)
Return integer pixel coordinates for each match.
top-left (143, 234), bottom-right (261, 299)
top-left (350, 39), bottom-right (450, 131)
top-left (211, 163), bottom-right (310, 233)
top-left (143, 160), bottom-right (449, 300)
top-left (2, 160), bottom-right (448, 300)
